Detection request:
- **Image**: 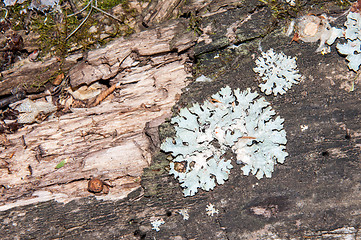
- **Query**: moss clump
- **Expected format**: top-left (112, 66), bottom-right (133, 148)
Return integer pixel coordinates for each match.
top-left (31, 15), bottom-right (69, 58)
top-left (97, 0), bottom-right (124, 10)
top-left (259, 0), bottom-right (300, 20)
top-left (4, 0), bottom-right (139, 60)
top-left (5, 1), bottom-right (30, 31)
top-left (186, 12), bottom-right (202, 35)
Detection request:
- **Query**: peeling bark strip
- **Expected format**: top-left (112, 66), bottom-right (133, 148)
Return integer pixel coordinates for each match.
top-left (68, 20), bottom-right (194, 87)
top-left (0, 19), bottom-right (195, 208)
top-left (0, 57), bottom-right (65, 96)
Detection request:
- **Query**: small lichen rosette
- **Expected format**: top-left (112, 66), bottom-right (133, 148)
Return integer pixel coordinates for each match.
top-left (253, 49), bottom-right (301, 96)
top-left (161, 86), bottom-right (288, 196)
top-left (336, 11), bottom-right (361, 72)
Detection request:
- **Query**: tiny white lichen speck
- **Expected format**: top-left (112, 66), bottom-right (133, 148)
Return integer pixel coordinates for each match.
top-left (151, 218), bottom-right (165, 232)
top-left (161, 86), bottom-right (287, 196)
top-left (300, 125), bottom-right (309, 132)
top-left (206, 203), bottom-right (219, 216)
top-left (253, 48), bottom-right (302, 96)
top-left (177, 209), bottom-right (189, 220)
top-left (285, 0), bottom-right (295, 6)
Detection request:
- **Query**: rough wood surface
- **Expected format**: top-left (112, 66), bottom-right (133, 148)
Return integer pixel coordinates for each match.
top-left (0, 0), bottom-right (200, 97)
top-left (0, 19), bottom-right (195, 208)
top-left (68, 20), bottom-right (194, 87)
top-left (1, 0), bottom-right (361, 239)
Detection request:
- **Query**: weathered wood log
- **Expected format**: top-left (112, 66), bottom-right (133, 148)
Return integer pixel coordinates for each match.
top-left (0, 0), bottom-right (198, 97)
top-left (68, 20), bottom-right (194, 88)
top-left (1, 1), bottom-right (361, 239)
top-left (0, 19), bottom-right (195, 208)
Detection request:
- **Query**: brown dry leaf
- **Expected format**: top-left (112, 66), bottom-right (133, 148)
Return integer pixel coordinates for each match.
top-left (53, 73), bottom-right (65, 86)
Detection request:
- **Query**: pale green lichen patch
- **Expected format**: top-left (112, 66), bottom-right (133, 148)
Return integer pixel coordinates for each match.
top-left (337, 11), bottom-right (361, 72)
top-left (161, 86), bottom-right (288, 197)
top-left (253, 48), bottom-right (302, 96)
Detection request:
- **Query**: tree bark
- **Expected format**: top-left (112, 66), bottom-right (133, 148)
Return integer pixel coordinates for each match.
top-left (1, 0), bottom-right (361, 239)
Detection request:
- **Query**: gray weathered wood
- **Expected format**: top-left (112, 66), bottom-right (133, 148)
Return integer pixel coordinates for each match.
top-left (1, 1), bottom-right (361, 239)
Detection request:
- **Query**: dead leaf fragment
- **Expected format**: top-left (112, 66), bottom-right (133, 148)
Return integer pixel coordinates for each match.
top-left (53, 73), bottom-right (65, 86)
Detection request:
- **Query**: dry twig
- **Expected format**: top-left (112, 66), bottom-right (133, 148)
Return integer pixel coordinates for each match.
top-left (90, 83), bottom-right (120, 107)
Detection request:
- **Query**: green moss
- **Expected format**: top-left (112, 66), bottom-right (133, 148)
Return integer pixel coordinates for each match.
top-left (97, 0), bottom-right (124, 10)
top-left (3, 0), bottom-right (140, 63)
top-left (141, 151), bottom-right (172, 197)
top-left (48, 69), bottom-right (65, 83)
top-left (335, 0), bottom-right (351, 7)
top-left (6, 1), bottom-right (30, 30)
top-left (29, 79), bottom-right (49, 90)
top-left (31, 15), bottom-right (69, 58)
top-left (28, 66), bottom-right (58, 89)
top-left (187, 12), bottom-right (202, 36)
top-left (258, 0), bottom-right (298, 20)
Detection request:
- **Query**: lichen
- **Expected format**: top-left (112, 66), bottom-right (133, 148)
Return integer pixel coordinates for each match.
top-left (11, 98), bottom-right (57, 124)
top-left (336, 11), bottom-right (361, 72)
top-left (294, 14), bottom-right (343, 54)
top-left (150, 218), bottom-right (165, 232)
top-left (161, 86), bottom-right (287, 197)
top-left (206, 203), bottom-right (219, 216)
top-left (253, 48), bottom-right (301, 96)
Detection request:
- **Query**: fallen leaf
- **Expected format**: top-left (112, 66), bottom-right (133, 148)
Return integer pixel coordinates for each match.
top-left (53, 73), bottom-right (65, 86)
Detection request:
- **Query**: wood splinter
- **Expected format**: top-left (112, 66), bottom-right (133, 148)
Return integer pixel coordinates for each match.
top-left (90, 83), bottom-right (121, 107)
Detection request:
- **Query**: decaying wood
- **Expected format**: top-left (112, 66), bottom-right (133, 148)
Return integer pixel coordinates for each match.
top-left (0, 56), bottom-right (74, 96)
top-left (0, 0), bottom-right (198, 97)
top-left (141, 0), bottom-right (186, 25)
top-left (0, 19), bottom-right (195, 209)
top-left (0, 0), bottom-right (221, 97)
top-left (68, 19), bottom-right (194, 88)
top-left (2, 1), bottom-right (361, 239)
top-left (90, 83), bottom-right (119, 107)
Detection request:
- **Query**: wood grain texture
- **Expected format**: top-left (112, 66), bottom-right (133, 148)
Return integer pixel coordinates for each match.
top-left (0, 19), bottom-right (195, 208)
